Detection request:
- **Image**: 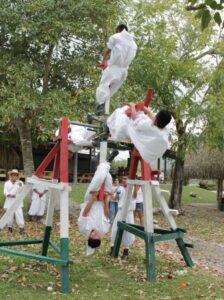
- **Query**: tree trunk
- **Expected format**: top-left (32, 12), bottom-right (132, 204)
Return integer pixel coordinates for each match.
top-left (169, 157), bottom-right (184, 211)
top-left (169, 118), bottom-right (187, 211)
top-left (13, 118), bottom-right (34, 177)
top-left (217, 177), bottom-right (224, 211)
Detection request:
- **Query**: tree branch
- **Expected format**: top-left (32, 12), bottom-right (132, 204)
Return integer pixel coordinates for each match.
top-left (185, 4), bottom-right (206, 11)
top-left (194, 49), bottom-right (218, 60)
top-left (42, 44), bottom-right (55, 95)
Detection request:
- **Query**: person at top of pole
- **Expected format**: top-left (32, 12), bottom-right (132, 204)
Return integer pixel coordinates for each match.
top-left (96, 23), bottom-right (137, 115)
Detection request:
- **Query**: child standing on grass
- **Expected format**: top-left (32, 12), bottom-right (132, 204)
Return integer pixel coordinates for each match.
top-left (3, 169), bottom-right (25, 234)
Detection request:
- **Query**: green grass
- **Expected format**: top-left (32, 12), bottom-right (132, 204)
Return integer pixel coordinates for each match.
top-left (0, 181), bottom-right (223, 299)
top-left (68, 182), bottom-right (217, 207)
top-left (158, 184), bottom-right (216, 205)
top-left (0, 182), bottom-right (217, 206)
top-left (69, 183), bottom-right (89, 204)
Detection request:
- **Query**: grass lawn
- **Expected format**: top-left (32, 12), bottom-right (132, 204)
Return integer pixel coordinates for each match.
top-left (160, 184), bottom-right (217, 205)
top-left (69, 183), bottom-right (217, 206)
top-left (0, 181), bottom-right (223, 299)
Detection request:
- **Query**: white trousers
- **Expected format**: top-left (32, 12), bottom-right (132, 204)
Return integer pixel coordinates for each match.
top-left (96, 65), bottom-right (128, 105)
top-left (6, 207), bottom-right (24, 228)
top-left (28, 197), bottom-right (46, 216)
top-left (111, 208), bottom-right (135, 248)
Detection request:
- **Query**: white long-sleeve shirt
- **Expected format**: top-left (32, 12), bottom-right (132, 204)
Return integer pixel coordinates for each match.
top-left (118, 186), bottom-right (136, 211)
top-left (32, 182), bottom-right (48, 202)
top-left (78, 201), bottom-right (110, 239)
top-left (4, 180), bottom-right (24, 209)
top-left (111, 186), bottom-right (136, 247)
top-left (107, 108), bottom-right (169, 165)
top-left (107, 29), bottom-right (137, 68)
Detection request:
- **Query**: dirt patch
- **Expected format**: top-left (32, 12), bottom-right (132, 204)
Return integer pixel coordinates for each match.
top-left (154, 205), bottom-right (224, 276)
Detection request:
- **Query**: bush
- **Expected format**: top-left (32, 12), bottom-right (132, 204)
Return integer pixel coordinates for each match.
top-left (199, 180), bottom-right (208, 189)
top-left (198, 180), bottom-right (216, 190)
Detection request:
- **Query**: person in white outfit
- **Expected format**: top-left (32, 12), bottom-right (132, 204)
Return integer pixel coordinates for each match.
top-left (78, 191), bottom-right (111, 255)
top-left (109, 176), bottom-right (136, 260)
top-left (96, 24), bottom-right (137, 115)
top-left (28, 182), bottom-right (48, 221)
top-left (133, 182), bottom-right (144, 225)
top-left (3, 169), bottom-right (25, 234)
top-left (78, 162), bottom-right (113, 255)
top-left (107, 103), bottom-right (172, 164)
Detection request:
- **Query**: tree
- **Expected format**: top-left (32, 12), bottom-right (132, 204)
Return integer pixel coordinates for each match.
top-left (186, 0), bottom-right (224, 29)
top-left (121, 0), bottom-right (220, 210)
top-left (110, 159), bottom-right (128, 177)
top-left (185, 147), bottom-right (224, 210)
top-left (202, 56), bottom-right (224, 150)
top-left (190, 53), bottom-right (224, 211)
top-left (0, 0), bottom-right (121, 175)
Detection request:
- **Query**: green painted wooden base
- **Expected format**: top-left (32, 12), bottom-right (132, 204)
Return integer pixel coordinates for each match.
top-left (112, 222), bottom-right (194, 282)
top-left (60, 238), bottom-right (70, 293)
top-left (0, 228), bottom-right (72, 293)
top-left (42, 226), bottom-right (52, 256)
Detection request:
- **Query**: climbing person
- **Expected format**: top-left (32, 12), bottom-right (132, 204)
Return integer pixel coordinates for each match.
top-left (78, 161), bottom-right (113, 255)
top-left (96, 23), bottom-right (137, 115)
top-left (78, 189), bottom-right (111, 255)
top-left (107, 103), bottom-right (172, 164)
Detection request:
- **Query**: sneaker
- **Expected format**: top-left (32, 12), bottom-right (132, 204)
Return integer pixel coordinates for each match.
top-left (8, 227), bottom-right (13, 233)
top-left (96, 103), bottom-right (105, 116)
top-left (19, 228), bottom-right (25, 235)
top-left (106, 150), bottom-right (119, 163)
top-left (36, 216), bottom-right (43, 222)
top-left (87, 113), bottom-right (105, 124)
top-left (87, 113), bottom-right (94, 124)
top-left (103, 121), bottom-right (110, 135)
top-left (27, 215), bottom-right (33, 222)
top-left (121, 248), bottom-right (129, 260)
top-left (107, 246), bottom-right (114, 256)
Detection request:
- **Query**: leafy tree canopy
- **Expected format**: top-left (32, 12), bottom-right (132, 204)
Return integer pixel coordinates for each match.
top-left (186, 0), bottom-right (224, 29)
top-left (0, 0), bottom-right (122, 144)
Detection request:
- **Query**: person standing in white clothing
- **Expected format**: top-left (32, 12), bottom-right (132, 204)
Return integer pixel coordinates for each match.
top-left (109, 176), bottom-right (136, 260)
top-left (96, 24), bottom-right (137, 115)
top-left (133, 183), bottom-right (144, 225)
top-left (109, 178), bottom-right (122, 225)
top-left (28, 182), bottom-right (48, 221)
top-left (3, 169), bottom-right (25, 234)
